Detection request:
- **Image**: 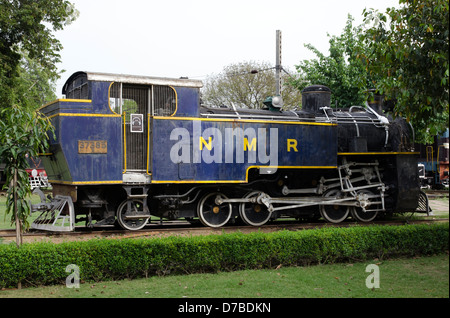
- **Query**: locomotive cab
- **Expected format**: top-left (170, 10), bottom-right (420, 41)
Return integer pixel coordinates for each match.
top-left (34, 72), bottom-right (203, 230)
top-left (41, 71), bottom-right (203, 185)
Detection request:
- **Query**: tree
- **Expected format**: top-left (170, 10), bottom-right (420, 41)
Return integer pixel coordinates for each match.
top-left (0, 106), bottom-right (53, 246)
top-left (0, 0), bottom-right (78, 247)
top-left (360, 0), bottom-right (449, 143)
top-left (202, 61), bottom-right (302, 110)
top-left (0, 0), bottom-right (78, 111)
top-left (16, 50), bottom-right (58, 108)
top-left (289, 15), bottom-right (372, 108)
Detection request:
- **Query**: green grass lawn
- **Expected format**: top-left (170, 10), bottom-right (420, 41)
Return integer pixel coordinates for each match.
top-left (0, 194), bottom-right (42, 230)
top-left (1, 254), bottom-right (448, 298)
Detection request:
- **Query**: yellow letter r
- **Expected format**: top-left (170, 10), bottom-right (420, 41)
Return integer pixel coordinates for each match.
top-left (287, 139), bottom-right (298, 152)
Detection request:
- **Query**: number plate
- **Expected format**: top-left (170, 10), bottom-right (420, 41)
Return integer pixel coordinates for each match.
top-left (78, 140), bottom-right (108, 154)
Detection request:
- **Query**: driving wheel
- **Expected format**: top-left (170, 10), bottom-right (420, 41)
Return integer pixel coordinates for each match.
top-left (319, 189), bottom-right (350, 223)
top-left (350, 190), bottom-right (380, 222)
top-left (239, 191), bottom-right (272, 226)
top-left (197, 192), bottom-right (232, 228)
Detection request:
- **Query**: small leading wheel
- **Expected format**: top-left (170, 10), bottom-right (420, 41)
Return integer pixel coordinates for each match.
top-left (319, 189), bottom-right (350, 223)
top-left (239, 191), bottom-right (272, 226)
top-left (350, 190), bottom-right (380, 222)
top-left (116, 199), bottom-right (149, 231)
top-left (197, 192), bottom-right (232, 228)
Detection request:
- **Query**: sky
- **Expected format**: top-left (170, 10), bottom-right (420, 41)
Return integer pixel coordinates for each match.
top-left (54, 0), bottom-right (400, 97)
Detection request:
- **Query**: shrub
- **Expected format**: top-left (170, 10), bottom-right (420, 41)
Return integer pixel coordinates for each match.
top-left (0, 223), bottom-right (448, 288)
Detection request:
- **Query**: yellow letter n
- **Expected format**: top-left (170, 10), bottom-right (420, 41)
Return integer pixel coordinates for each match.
top-left (199, 137), bottom-right (212, 150)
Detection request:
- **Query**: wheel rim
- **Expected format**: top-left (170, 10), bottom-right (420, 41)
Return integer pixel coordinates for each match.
top-left (117, 199), bottom-right (149, 230)
top-left (319, 189), bottom-right (349, 223)
top-left (197, 192), bottom-right (232, 228)
top-left (239, 191), bottom-right (271, 226)
top-left (350, 190), bottom-right (379, 222)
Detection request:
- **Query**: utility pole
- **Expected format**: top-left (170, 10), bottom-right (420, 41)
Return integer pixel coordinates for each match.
top-left (275, 30), bottom-right (282, 96)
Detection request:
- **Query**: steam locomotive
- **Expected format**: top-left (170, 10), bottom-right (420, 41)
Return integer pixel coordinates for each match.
top-left (31, 71), bottom-right (422, 231)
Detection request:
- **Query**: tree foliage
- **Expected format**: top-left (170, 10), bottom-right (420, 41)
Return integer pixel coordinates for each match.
top-left (289, 16), bottom-right (372, 108)
top-left (0, 106), bottom-right (53, 234)
top-left (202, 61), bottom-right (302, 110)
top-left (0, 0), bottom-right (78, 110)
top-left (360, 0), bottom-right (449, 143)
top-left (16, 51), bottom-right (58, 108)
top-left (0, 0), bottom-right (77, 245)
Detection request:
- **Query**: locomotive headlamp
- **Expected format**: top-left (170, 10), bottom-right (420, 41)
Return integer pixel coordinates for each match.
top-left (263, 95), bottom-right (283, 110)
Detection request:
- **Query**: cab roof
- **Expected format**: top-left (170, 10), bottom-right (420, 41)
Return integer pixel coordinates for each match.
top-left (62, 71), bottom-right (203, 94)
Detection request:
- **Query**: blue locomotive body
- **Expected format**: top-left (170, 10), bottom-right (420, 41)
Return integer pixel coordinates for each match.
top-left (32, 71), bottom-right (422, 231)
top-left (151, 117), bottom-right (337, 183)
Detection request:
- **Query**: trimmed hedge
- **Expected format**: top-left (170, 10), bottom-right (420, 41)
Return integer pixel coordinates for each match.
top-left (0, 223), bottom-right (448, 288)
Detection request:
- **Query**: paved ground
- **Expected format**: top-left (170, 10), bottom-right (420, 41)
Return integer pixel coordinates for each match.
top-left (429, 198), bottom-right (449, 214)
